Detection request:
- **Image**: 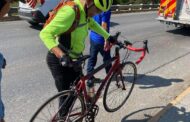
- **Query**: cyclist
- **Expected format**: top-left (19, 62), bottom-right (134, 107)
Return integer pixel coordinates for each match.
top-left (40, 0), bottom-right (116, 118)
top-left (40, 0), bottom-right (114, 94)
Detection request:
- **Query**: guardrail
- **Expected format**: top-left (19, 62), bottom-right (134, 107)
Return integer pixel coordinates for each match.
top-left (111, 4), bottom-right (160, 13)
top-left (7, 4), bottom-right (159, 17)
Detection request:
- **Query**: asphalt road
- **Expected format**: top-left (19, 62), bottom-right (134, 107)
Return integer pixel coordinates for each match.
top-left (1, 12), bottom-right (190, 122)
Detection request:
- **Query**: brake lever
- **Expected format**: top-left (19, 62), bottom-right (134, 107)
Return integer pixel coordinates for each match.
top-left (124, 40), bottom-right (132, 46)
top-left (116, 41), bottom-right (124, 48)
top-left (143, 40), bottom-right (149, 54)
top-left (115, 32), bottom-right (121, 39)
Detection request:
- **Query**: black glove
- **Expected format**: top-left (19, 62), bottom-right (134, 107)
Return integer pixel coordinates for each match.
top-left (2, 58), bottom-right (6, 69)
top-left (59, 55), bottom-right (71, 67)
top-left (107, 35), bottom-right (117, 44)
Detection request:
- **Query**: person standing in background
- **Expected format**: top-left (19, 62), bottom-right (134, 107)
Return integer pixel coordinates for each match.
top-left (87, 9), bottom-right (112, 81)
top-left (0, 0), bottom-right (11, 121)
top-left (0, 0), bottom-right (43, 121)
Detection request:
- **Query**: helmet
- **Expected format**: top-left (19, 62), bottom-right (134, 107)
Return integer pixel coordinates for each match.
top-left (94, 0), bottom-right (113, 12)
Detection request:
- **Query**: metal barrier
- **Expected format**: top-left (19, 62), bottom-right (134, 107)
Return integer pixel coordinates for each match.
top-left (111, 4), bottom-right (159, 13)
top-left (8, 4), bottom-right (159, 17)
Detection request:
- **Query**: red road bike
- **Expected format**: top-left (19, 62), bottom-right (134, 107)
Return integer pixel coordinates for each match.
top-left (30, 32), bottom-right (149, 122)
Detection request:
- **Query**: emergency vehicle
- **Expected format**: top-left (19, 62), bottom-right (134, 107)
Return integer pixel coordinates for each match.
top-left (18, 0), bottom-right (61, 26)
top-left (157, 0), bottom-right (190, 27)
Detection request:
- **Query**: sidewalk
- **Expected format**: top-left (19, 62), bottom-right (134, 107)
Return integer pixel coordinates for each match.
top-left (148, 86), bottom-right (190, 122)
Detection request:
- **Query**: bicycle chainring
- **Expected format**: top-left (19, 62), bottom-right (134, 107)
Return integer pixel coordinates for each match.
top-left (85, 105), bottom-right (99, 122)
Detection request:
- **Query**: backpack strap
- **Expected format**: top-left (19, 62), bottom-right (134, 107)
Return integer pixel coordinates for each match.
top-left (65, 4), bottom-right (80, 33)
top-left (44, 0), bottom-right (80, 55)
top-left (44, 0), bottom-right (80, 32)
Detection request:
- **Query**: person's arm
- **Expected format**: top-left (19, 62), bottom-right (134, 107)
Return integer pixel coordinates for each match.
top-left (88, 18), bottom-right (110, 40)
top-left (101, 11), bottom-right (111, 50)
top-left (39, 6), bottom-right (75, 58)
top-left (0, 1), bottom-right (10, 18)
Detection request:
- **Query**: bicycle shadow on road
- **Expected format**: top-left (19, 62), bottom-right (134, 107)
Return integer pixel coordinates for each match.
top-left (134, 74), bottom-right (183, 89)
top-left (121, 106), bottom-right (164, 122)
top-left (121, 105), bottom-right (190, 122)
top-left (157, 105), bottom-right (190, 122)
top-left (166, 27), bottom-right (190, 36)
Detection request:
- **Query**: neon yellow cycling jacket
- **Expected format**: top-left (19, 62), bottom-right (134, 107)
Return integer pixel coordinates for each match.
top-left (40, 0), bottom-right (110, 58)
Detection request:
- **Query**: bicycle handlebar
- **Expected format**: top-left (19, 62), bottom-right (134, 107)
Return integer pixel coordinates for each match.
top-left (111, 32), bottom-right (149, 64)
top-left (62, 32), bottom-right (148, 67)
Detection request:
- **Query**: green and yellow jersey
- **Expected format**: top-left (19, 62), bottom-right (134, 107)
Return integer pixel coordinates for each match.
top-left (40, 0), bottom-right (110, 58)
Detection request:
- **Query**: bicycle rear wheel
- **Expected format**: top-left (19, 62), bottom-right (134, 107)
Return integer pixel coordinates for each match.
top-left (103, 61), bottom-right (137, 112)
top-left (30, 90), bottom-right (85, 122)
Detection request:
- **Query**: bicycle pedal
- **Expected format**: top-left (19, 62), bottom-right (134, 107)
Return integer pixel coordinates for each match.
top-left (85, 116), bottom-right (95, 122)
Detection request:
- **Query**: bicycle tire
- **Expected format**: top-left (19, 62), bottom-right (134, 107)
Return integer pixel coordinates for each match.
top-left (103, 61), bottom-right (137, 112)
top-left (30, 90), bottom-right (85, 122)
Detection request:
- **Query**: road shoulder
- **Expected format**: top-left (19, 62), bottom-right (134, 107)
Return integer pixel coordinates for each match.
top-left (148, 84), bottom-right (190, 122)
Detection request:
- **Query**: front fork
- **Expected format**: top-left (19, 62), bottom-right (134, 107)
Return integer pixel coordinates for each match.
top-left (115, 63), bottom-right (126, 90)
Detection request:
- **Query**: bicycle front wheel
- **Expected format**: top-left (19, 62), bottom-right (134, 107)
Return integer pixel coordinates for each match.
top-left (103, 61), bottom-right (137, 112)
top-left (30, 90), bottom-right (85, 122)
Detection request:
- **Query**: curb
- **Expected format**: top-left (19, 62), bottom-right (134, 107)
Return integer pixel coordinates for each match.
top-left (148, 86), bottom-right (190, 122)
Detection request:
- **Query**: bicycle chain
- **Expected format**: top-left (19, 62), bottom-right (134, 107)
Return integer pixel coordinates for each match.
top-left (85, 104), bottom-right (99, 122)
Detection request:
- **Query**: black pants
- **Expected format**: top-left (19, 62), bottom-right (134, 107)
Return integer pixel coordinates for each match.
top-left (46, 52), bottom-right (82, 117)
top-left (46, 52), bottom-right (81, 92)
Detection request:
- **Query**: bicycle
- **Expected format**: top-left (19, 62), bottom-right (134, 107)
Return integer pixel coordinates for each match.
top-left (30, 32), bottom-right (149, 122)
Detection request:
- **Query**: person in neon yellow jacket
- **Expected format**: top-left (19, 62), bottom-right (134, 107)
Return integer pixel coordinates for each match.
top-left (40, 0), bottom-right (113, 93)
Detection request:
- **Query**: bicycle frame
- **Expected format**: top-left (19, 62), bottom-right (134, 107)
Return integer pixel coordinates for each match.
top-left (75, 43), bottom-right (147, 106)
top-left (76, 54), bottom-right (119, 105)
